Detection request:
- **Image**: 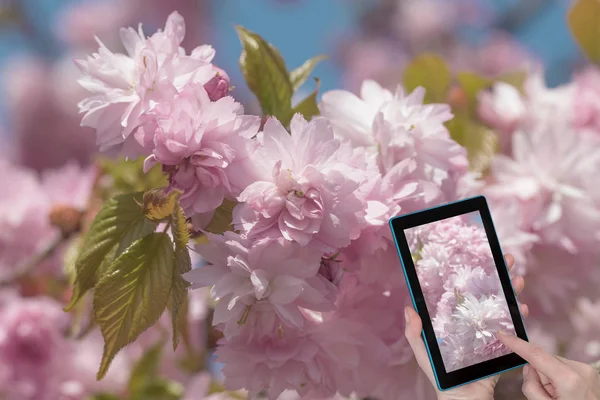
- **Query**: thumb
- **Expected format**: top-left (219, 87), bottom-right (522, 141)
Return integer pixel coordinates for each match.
top-left (404, 307), bottom-right (435, 383)
top-left (521, 365), bottom-right (552, 400)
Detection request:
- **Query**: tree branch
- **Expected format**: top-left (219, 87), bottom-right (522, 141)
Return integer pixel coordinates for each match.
top-left (0, 234), bottom-right (67, 288)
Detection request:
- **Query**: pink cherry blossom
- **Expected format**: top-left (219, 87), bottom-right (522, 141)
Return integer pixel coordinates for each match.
top-left (0, 160), bottom-right (55, 280)
top-left (333, 276), bottom-right (434, 400)
top-left (66, 329), bottom-right (132, 398)
top-left (183, 231), bottom-right (337, 338)
top-left (338, 39), bottom-right (410, 93)
top-left (320, 80), bottom-right (469, 211)
top-left (487, 124), bottom-right (600, 254)
top-left (138, 82), bottom-right (259, 217)
top-left (477, 81), bottom-right (526, 151)
top-left (3, 56), bottom-right (96, 171)
top-left (573, 66), bottom-right (600, 133)
top-left (477, 71), bottom-right (576, 154)
top-left (340, 168), bottom-right (400, 265)
top-left (567, 298), bottom-right (600, 363)
top-left (232, 115), bottom-right (367, 252)
top-left (520, 245), bottom-right (598, 341)
top-left (184, 373), bottom-right (246, 400)
top-left (41, 163), bottom-right (96, 211)
top-left (474, 33), bottom-right (533, 78)
top-left (0, 160), bottom-right (95, 281)
top-left (76, 11), bottom-right (217, 151)
top-left (0, 294), bottom-right (71, 400)
top-left (215, 315), bottom-right (388, 400)
top-left (485, 197), bottom-right (539, 275)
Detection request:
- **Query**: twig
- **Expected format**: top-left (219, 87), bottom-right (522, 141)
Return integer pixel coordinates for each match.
top-left (0, 234), bottom-right (67, 288)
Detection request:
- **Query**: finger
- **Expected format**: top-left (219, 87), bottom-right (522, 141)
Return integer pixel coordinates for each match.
top-left (520, 303), bottom-right (529, 318)
top-left (522, 365), bottom-right (552, 400)
top-left (404, 307), bottom-right (436, 384)
top-left (498, 333), bottom-right (568, 381)
top-left (537, 371), bottom-right (557, 398)
top-left (505, 254), bottom-right (515, 271)
top-left (556, 356), bottom-right (596, 378)
top-left (511, 275), bottom-right (525, 295)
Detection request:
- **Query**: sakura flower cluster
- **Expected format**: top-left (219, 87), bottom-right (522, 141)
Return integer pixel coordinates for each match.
top-left (477, 68), bottom-right (600, 340)
top-left (406, 214), bottom-right (515, 372)
top-left (76, 11), bottom-right (259, 221)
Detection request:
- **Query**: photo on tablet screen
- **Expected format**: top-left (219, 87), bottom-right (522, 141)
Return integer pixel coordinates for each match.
top-left (405, 211), bottom-right (516, 372)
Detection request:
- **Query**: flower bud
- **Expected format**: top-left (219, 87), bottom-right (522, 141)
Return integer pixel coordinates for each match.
top-left (49, 204), bottom-right (83, 237)
top-left (203, 68), bottom-right (230, 101)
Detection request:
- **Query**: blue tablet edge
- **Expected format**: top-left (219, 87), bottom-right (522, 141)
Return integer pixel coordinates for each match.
top-left (388, 195), bottom-right (529, 392)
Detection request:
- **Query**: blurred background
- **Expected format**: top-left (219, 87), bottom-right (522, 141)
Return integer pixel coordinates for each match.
top-left (0, 0), bottom-right (587, 170)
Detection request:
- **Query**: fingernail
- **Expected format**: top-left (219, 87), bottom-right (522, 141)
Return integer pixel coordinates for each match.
top-left (404, 307), bottom-right (410, 324)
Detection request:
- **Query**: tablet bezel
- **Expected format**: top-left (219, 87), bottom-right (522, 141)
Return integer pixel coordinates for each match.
top-left (389, 195), bottom-right (528, 391)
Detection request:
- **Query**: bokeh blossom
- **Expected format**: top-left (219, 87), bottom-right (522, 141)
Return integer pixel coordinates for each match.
top-left (0, 160), bottom-right (94, 280)
top-left (568, 298), bottom-right (600, 363)
top-left (487, 123), bottom-right (600, 254)
top-left (0, 294), bottom-right (131, 400)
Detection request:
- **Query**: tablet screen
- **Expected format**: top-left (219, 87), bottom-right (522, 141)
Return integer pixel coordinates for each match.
top-left (405, 211), bottom-right (516, 372)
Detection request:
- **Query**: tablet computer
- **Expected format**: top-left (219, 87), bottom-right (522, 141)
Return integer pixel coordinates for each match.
top-left (389, 195), bottom-right (528, 391)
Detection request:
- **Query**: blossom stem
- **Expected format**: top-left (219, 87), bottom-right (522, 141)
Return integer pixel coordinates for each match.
top-left (0, 233), bottom-right (67, 288)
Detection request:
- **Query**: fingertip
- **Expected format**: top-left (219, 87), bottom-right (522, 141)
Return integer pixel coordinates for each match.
top-left (512, 276), bottom-right (525, 294)
top-left (505, 254), bottom-right (515, 270)
top-left (497, 331), bottom-right (513, 345)
top-left (520, 303), bottom-right (529, 318)
top-left (404, 307), bottom-right (422, 336)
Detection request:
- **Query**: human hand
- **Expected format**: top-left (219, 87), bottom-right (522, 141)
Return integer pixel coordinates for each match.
top-left (405, 254), bottom-right (528, 400)
top-left (498, 333), bottom-right (600, 399)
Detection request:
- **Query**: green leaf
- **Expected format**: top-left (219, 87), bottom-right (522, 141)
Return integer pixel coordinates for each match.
top-left (97, 157), bottom-right (168, 197)
top-left (568, 0), bottom-right (600, 64)
top-left (292, 78), bottom-right (321, 121)
top-left (94, 233), bottom-right (175, 380)
top-left (403, 54), bottom-right (451, 103)
top-left (447, 116), bottom-right (499, 174)
top-left (133, 379), bottom-right (184, 400)
top-left (177, 350), bottom-right (205, 373)
top-left (128, 339), bottom-right (164, 399)
top-left (290, 55), bottom-right (327, 91)
top-left (204, 199), bottom-right (237, 234)
top-left (456, 72), bottom-right (491, 113)
top-left (498, 70), bottom-right (528, 91)
top-left (169, 204), bottom-right (191, 351)
top-left (236, 25), bottom-right (294, 125)
top-left (66, 192), bottom-right (156, 311)
top-left (86, 394), bottom-right (121, 400)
